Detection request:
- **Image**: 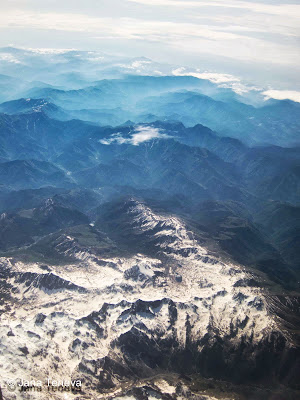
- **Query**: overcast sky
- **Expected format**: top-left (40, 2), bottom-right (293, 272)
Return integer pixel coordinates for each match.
top-left (1, 0), bottom-right (299, 90)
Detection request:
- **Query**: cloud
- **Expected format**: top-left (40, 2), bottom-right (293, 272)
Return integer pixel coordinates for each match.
top-left (99, 125), bottom-right (172, 146)
top-left (0, 0), bottom-right (299, 75)
top-left (0, 11), bottom-right (242, 41)
top-left (0, 52), bottom-right (22, 63)
top-left (1, 9), bottom-right (297, 67)
top-left (127, 0), bottom-right (300, 18)
top-left (131, 125), bottom-right (171, 145)
top-left (263, 90), bottom-right (300, 103)
top-left (193, 15), bottom-right (299, 38)
top-left (172, 67), bottom-right (240, 83)
top-left (25, 48), bottom-right (77, 54)
top-left (172, 67), bottom-right (255, 94)
top-left (117, 60), bottom-right (153, 73)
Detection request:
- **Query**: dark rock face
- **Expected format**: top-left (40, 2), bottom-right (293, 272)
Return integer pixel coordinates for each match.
top-left (74, 297), bottom-right (300, 392)
top-left (35, 313), bottom-right (47, 324)
top-left (124, 265), bottom-right (149, 281)
top-left (79, 323), bottom-right (300, 392)
top-left (19, 346), bottom-right (29, 356)
top-left (15, 271), bottom-right (87, 293)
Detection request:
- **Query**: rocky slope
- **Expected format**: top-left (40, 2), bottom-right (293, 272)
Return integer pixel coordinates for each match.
top-left (0, 199), bottom-right (299, 399)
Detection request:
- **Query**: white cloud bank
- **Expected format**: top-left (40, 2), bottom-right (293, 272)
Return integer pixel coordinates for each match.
top-left (0, 0), bottom-right (299, 91)
top-left (100, 126), bottom-right (172, 146)
top-left (172, 67), bottom-right (240, 84)
top-left (0, 11), bottom-right (242, 41)
top-left (263, 90), bottom-right (300, 103)
top-left (172, 67), bottom-right (300, 101)
top-left (128, 0), bottom-right (300, 18)
top-left (0, 53), bottom-right (22, 64)
top-left (0, 7), bottom-right (298, 66)
top-left (171, 67), bottom-right (258, 95)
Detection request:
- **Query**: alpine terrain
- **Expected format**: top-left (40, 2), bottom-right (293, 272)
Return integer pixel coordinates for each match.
top-left (0, 48), bottom-right (299, 400)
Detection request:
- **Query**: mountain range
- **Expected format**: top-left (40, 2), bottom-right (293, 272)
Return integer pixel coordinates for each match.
top-left (0, 47), bottom-right (299, 400)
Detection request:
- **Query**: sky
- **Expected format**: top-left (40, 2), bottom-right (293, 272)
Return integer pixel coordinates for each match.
top-left (0, 0), bottom-right (300, 91)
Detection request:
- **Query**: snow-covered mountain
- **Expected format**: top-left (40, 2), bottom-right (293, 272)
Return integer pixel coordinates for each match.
top-left (0, 199), bottom-right (298, 399)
